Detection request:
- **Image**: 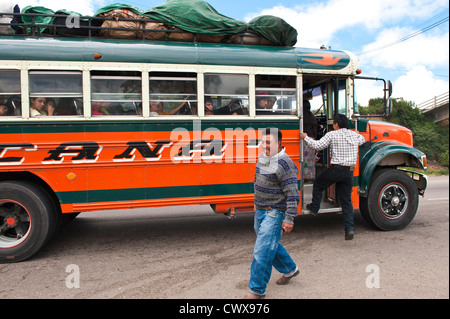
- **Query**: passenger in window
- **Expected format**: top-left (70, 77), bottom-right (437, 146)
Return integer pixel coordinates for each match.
top-left (267, 96), bottom-right (277, 109)
top-left (150, 101), bottom-right (161, 115)
top-left (150, 98), bottom-right (188, 115)
top-left (44, 98), bottom-right (56, 116)
top-left (170, 98), bottom-right (189, 115)
top-left (30, 97), bottom-right (47, 116)
top-left (0, 103), bottom-right (9, 116)
top-left (256, 92), bottom-right (270, 115)
top-left (176, 97), bottom-right (196, 115)
top-left (204, 97), bottom-right (214, 115)
top-left (256, 97), bottom-right (269, 109)
top-left (215, 99), bottom-right (246, 115)
top-left (56, 99), bottom-right (78, 115)
top-left (107, 103), bottom-right (125, 115)
top-left (150, 101), bottom-right (165, 115)
top-left (92, 101), bottom-right (111, 115)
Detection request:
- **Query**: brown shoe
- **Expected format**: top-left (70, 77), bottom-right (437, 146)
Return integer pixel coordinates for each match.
top-left (276, 269), bottom-right (299, 285)
top-left (243, 291), bottom-right (265, 299)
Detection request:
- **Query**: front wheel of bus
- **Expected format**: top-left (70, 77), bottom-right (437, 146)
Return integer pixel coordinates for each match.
top-left (0, 181), bottom-right (57, 263)
top-left (360, 169), bottom-right (419, 231)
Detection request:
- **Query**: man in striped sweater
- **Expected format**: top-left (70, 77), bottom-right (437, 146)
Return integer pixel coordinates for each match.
top-left (244, 127), bottom-right (300, 299)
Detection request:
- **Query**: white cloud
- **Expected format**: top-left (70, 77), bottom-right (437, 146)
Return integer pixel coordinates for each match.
top-left (245, 0), bottom-right (449, 107)
top-left (354, 65), bottom-right (449, 106)
top-left (354, 79), bottom-right (385, 107)
top-left (359, 27), bottom-right (450, 70)
top-left (393, 66), bottom-right (449, 104)
top-left (244, 0), bottom-right (449, 48)
top-left (358, 26), bottom-right (449, 106)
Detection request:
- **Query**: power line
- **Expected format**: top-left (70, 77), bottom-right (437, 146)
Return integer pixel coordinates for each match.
top-left (358, 14), bottom-right (449, 56)
top-left (413, 9), bottom-right (449, 30)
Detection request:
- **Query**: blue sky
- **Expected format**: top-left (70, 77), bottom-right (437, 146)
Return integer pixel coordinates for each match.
top-left (7, 0), bottom-right (450, 105)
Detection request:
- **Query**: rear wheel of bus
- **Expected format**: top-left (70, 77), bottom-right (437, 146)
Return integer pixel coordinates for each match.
top-left (0, 181), bottom-right (57, 263)
top-left (360, 169), bottom-right (419, 231)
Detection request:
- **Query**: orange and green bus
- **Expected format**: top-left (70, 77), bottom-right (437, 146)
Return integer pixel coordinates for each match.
top-left (0, 13), bottom-right (427, 262)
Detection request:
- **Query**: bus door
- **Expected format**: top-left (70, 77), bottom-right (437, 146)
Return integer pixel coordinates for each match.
top-left (325, 78), bottom-right (349, 204)
top-left (327, 77), bottom-right (361, 210)
top-left (301, 75), bottom-right (332, 210)
top-left (303, 76), bottom-right (349, 211)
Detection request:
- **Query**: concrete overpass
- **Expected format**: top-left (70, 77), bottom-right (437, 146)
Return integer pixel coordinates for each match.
top-left (417, 91), bottom-right (449, 127)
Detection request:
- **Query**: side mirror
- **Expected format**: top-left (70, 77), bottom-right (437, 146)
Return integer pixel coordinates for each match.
top-left (354, 76), bottom-right (393, 118)
top-left (385, 98), bottom-right (393, 116)
top-left (383, 80), bottom-right (393, 116)
top-left (387, 80), bottom-right (393, 98)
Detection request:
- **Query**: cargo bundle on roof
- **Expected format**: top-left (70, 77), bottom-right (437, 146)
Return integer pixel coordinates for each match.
top-left (0, 2), bottom-right (19, 35)
top-left (1, 0), bottom-right (298, 47)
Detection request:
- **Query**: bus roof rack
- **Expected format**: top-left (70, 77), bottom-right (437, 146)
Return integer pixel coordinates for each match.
top-left (0, 10), bottom-right (297, 47)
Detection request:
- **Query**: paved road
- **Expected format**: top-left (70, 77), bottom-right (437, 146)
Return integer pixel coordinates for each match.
top-left (0, 176), bottom-right (448, 299)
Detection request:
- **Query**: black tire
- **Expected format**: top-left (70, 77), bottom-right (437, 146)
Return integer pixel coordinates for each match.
top-left (359, 169), bottom-right (418, 231)
top-left (0, 181), bottom-right (57, 263)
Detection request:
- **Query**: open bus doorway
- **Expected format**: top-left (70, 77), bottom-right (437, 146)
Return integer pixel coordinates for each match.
top-left (301, 75), bottom-right (351, 213)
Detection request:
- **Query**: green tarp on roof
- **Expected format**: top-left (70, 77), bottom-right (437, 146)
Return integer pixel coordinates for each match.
top-left (248, 15), bottom-right (297, 47)
top-left (20, 0), bottom-right (298, 46)
top-left (21, 6), bottom-right (54, 33)
top-left (55, 9), bottom-right (89, 21)
top-left (94, 3), bottom-right (143, 16)
top-left (143, 0), bottom-right (248, 36)
top-left (22, 6), bottom-right (88, 33)
top-left (143, 0), bottom-right (297, 45)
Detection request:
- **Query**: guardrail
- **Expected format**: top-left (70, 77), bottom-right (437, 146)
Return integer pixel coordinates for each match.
top-left (417, 91), bottom-right (449, 112)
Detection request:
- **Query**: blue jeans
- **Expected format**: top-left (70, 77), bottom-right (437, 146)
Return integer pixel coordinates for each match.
top-left (249, 208), bottom-right (297, 295)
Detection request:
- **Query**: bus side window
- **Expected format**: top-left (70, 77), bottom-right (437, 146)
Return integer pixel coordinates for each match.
top-left (149, 72), bottom-right (197, 116)
top-left (28, 71), bottom-right (83, 117)
top-left (0, 70), bottom-right (21, 117)
top-left (204, 73), bottom-right (249, 115)
top-left (255, 75), bottom-right (297, 115)
top-left (91, 71), bottom-right (142, 116)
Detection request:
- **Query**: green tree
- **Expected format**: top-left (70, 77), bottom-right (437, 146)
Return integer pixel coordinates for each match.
top-left (358, 98), bottom-right (384, 115)
top-left (359, 98), bottom-right (449, 167)
top-left (388, 99), bottom-right (422, 129)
